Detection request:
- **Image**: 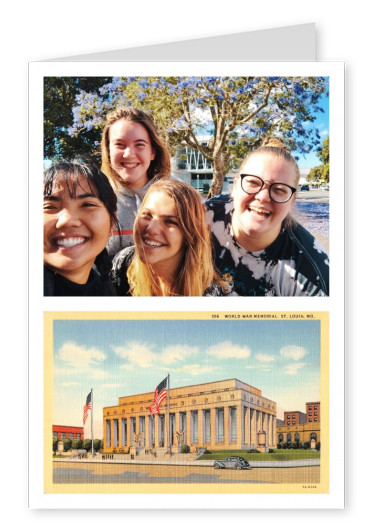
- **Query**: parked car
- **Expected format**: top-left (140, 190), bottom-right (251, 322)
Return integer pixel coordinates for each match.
top-left (214, 456), bottom-right (251, 470)
top-left (300, 184), bottom-right (309, 191)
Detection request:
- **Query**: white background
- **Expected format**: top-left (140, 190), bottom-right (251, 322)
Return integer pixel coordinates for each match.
top-left (1, 0), bottom-right (372, 526)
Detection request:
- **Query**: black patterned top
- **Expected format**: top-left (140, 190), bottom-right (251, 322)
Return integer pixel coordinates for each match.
top-left (206, 194), bottom-right (329, 297)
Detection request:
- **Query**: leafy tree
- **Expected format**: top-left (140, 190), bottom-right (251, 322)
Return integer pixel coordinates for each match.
top-left (49, 76), bottom-right (328, 196)
top-left (44, 77), bottom-right (111, 161)
top-left (307, 165), bottom-right (323, 182)
top-left (93, 439), bottom-right (102, 452)
top-left (317, 135), bottom-right (329, 165)
top-left (62, 438), bottom-right (72, 452)
top-left (71, 438), bottom-right (83, 450)
top-left (82, 439), bottom-right (93, 452)
top-left (307, 136), bottom-right (329, 183)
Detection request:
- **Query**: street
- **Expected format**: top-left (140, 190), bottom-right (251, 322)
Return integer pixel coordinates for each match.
top-left (53, 461), bottom-right (320, 485)
top-left (293, 190), bottom-right (329, 250)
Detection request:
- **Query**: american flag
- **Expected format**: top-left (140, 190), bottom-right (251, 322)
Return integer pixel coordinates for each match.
top-left (149, 377), bottom-right (168, 414)
top-left (83, 391), bottom-right (92, 425)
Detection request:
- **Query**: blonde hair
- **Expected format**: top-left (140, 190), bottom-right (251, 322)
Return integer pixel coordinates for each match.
top-left (238, 136), bottom-right (301, 189)
top-left (100, 107), bottom-right (171, 191)
top-left (127, 180), bottom-right (219, 296)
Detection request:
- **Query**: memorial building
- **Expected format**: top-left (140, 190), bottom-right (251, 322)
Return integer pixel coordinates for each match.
top-left (103, 378), bottom-right (277, 453)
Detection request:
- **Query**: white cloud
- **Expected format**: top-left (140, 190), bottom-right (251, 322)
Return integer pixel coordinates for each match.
top-left (113, 342), bottom-right (198, 368)
top-left (259, 365), bottom-right (272, 372)
top-left (255, 353), bottom-right (275, 363)
top-left (56, 342), bottom-right (108, 379)
top-left (206, 341), bottom-right (251, 359)
top-left (163, 345), bottom-right (199, 364)
top-left (284, 362), bottom-right (306, 375)
top-left (280, 345), bottom-right (307, 361)
top-left (113, 342), bottom-right (157, 368)
top-left (172, 364), bottom-right (214, 376)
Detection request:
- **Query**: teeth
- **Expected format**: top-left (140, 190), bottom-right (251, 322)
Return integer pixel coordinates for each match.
top-left (250, 207), bottom-right (270, 216)
top-left (122, 163), bottom-right (138, 168)
top-left (144, 239), bottom-right (164, 247)
top-left (56, 237), bottom-right (86, 247)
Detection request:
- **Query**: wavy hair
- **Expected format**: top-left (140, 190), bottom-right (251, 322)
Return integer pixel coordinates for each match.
top-left (127, 180), bottom-right (219, 296)
top-left (100, 107), bottom-right (171, 191)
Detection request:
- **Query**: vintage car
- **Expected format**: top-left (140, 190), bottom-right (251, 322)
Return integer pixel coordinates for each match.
top-left (213, 456), bottom-right (251, 470)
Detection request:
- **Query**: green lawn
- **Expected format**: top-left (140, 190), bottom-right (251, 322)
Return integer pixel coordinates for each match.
top-left (198, 449), bottom-right (320, 461)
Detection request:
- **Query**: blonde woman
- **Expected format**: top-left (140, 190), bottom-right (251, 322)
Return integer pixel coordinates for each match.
top-left (111, 180), bottom-right (224, 296)
top-left (206, 137), bottom-right (329, 296)
top-left (101, 106), bottom-right (171, 256)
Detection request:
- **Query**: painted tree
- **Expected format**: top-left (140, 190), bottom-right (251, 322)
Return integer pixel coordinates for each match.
top-left (67, 76), bottom-right (328, 197)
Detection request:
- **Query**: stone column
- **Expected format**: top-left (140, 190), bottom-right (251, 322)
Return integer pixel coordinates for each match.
top-left (197, 409), bottom-right (203, 447)
top-left (210, 408), bottom-right (216, 446)
top-left (186, 410), bottom-right (191, 445)
top-left (154, 414), bottom-right (160, 448)
top-left (250, 408), bottom-right (257, 446)
top-left (126, 416), bottom-right (131, 447)
top-left (145, 416), bottom-right (149, 448)
top-left (244, 407), bottom-right (250, 446)
top-left (111, 418), bottom-right (116, 449)
top-left (237, 405), bottom-right (243, 447)
top-left (224, 406), bottom-right (230, 446)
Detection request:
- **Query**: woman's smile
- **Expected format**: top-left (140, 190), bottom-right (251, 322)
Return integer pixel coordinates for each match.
top-left (109, 120), bottom-right (155, 189)
top-left (44, 175), bottom-right (112, 284)
top-left (232, 154), bottom-right (296, 251)
top-left (135, 191), bottom-right (185, 277)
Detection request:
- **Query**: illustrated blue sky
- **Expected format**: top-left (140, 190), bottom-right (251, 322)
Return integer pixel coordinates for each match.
top-left (53, 318), bottom-right (321, 439)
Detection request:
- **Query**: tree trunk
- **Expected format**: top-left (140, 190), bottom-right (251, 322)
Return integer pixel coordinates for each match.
top-left (207, 152), bottom-right (229, 199)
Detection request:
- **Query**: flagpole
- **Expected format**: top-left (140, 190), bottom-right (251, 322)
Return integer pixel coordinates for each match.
top-left (91, 388), bottom-right (94, 458)
top-left (167, 374), bottom-right (171, 454)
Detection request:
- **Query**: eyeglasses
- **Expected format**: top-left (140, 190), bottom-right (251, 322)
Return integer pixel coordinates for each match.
top-left (240, 174), bottom-right (296, 203)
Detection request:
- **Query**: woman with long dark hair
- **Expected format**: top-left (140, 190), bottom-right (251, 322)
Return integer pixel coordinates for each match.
top-left (44, 158), bottom-right (119, 296)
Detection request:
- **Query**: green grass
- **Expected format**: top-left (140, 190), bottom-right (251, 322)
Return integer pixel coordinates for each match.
top-left (52, 454), bottom-right (68, 459)
top-left (198, 449), bottom-right (320, 461)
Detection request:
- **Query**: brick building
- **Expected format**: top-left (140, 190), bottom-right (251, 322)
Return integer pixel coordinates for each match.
top-left (276, 402), bottom-right (321, 446)
top-left (52, 425), bottom-right (84, 441)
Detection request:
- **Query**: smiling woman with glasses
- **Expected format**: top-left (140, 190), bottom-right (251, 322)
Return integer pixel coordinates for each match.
top-left (206, 137), bottom-right (329, 296)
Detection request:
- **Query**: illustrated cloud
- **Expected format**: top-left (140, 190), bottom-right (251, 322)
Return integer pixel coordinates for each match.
top-left (280, 345), bottom-right (308, 361)
top-left (206, 341), bottom-right (251, 359)
top-left (113, 341), bottom-right (199, 368)
top-left (255, 353), bottom-right (275, 362)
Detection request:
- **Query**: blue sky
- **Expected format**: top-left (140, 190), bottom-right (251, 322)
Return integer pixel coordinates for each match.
top-left (53, 318), bottom-right (321, 439)
top-left (196, 90), bottom-right (329, 171)
top-left (295, 93), bottom-right (329, 170)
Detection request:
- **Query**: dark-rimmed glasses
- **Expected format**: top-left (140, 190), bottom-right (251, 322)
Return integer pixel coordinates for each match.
top-left (240, 174), bottom-right (296, 203)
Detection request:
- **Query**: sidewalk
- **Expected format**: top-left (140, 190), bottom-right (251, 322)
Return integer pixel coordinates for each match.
top-left (63, 455), bottom-right (320, 468)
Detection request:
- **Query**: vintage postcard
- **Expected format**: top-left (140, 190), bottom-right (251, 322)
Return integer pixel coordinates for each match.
top-left (42, 311), bottom-right (330, 507)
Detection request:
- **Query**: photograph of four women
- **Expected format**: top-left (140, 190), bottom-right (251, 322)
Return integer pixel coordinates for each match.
top-left (43, 106), bottom-right (329, 297)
